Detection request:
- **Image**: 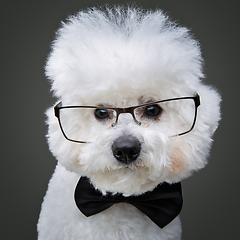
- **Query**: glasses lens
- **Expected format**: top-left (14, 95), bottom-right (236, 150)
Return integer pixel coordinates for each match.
top-left (134, 98), bottom-right (196, 136)
top-left (58, 107), bottom-right (117, 142)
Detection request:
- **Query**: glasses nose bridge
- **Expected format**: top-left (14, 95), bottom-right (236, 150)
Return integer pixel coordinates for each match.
top-left (114, 107), bottom-right (140, 126)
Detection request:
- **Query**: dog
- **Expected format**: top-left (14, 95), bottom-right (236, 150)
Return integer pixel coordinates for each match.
top-left (38, 6), bottom-right (221, 240)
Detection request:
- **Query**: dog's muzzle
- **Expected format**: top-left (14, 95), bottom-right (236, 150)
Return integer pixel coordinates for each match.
top-left (112, 136), bottom-right (141, 164)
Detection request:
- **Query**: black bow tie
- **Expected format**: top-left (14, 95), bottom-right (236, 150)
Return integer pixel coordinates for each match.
top-left (74, 177), bottom-right (183, 228)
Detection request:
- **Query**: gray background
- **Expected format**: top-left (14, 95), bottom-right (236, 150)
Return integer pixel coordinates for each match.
top-left (1, 0), bottom-right (239, 239)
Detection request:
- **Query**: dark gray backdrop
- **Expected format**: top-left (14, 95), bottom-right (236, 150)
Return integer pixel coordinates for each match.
top-left (1, 0), bottom-right (239, 239)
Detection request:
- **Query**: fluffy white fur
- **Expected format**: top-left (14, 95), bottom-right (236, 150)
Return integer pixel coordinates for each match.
top-left (38, 6), bottom-right (221, 240)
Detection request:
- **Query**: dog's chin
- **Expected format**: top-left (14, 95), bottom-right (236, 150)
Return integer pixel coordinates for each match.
top-left (84, 162), bottom-right (167, 197)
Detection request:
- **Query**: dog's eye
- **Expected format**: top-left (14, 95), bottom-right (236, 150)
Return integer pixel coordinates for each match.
top-left (95, 109), bottom-right (109, 120)
top-left (144, 105), bottom-right (162, 118)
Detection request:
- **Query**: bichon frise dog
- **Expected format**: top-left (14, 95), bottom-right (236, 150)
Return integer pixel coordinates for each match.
top-left (38, 6), bottom-right (221, 240)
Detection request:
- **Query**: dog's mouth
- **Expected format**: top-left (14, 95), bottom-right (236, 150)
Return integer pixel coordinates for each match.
top-left (123, 159), bottom-right (148, 170)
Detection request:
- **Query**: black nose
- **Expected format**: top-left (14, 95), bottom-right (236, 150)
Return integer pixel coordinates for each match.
top-left (112, 136), bottom-right (141, 164)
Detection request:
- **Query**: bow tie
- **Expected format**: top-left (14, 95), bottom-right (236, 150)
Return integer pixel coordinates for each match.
top-left (74, 177), bottom-right (183, 228)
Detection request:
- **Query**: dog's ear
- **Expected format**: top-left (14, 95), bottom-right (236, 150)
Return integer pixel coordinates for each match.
top-left (166, 84), bottom-right (221, 181)
top-left (197, 84), bottom-right (221, 137)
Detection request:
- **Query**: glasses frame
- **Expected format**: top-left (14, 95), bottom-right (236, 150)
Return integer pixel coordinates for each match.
top-left (54, 94), bottom-right (200, 143)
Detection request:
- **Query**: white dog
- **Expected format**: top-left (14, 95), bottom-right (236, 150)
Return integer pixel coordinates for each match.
top-left (38, 6), bottom-right (221, 240)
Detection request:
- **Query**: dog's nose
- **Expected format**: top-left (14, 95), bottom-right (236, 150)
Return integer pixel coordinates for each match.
top-left (112, 136), bottom-right (141, 164)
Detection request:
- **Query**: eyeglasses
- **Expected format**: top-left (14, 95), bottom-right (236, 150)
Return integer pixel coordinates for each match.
top-left (54, 94), bottom-right (200, 143)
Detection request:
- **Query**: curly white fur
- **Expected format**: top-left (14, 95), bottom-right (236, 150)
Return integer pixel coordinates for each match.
top-left (38, 6), bottom-right (221, 240)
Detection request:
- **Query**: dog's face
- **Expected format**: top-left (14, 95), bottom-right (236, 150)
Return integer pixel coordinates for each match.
top-left (46, 7), bottom-right (221, 196)
top-left (47, 80), bottom-right (220, 196)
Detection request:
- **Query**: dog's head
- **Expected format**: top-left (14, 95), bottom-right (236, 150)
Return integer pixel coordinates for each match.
top-left (45, 7), bottom-right (221, 196)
